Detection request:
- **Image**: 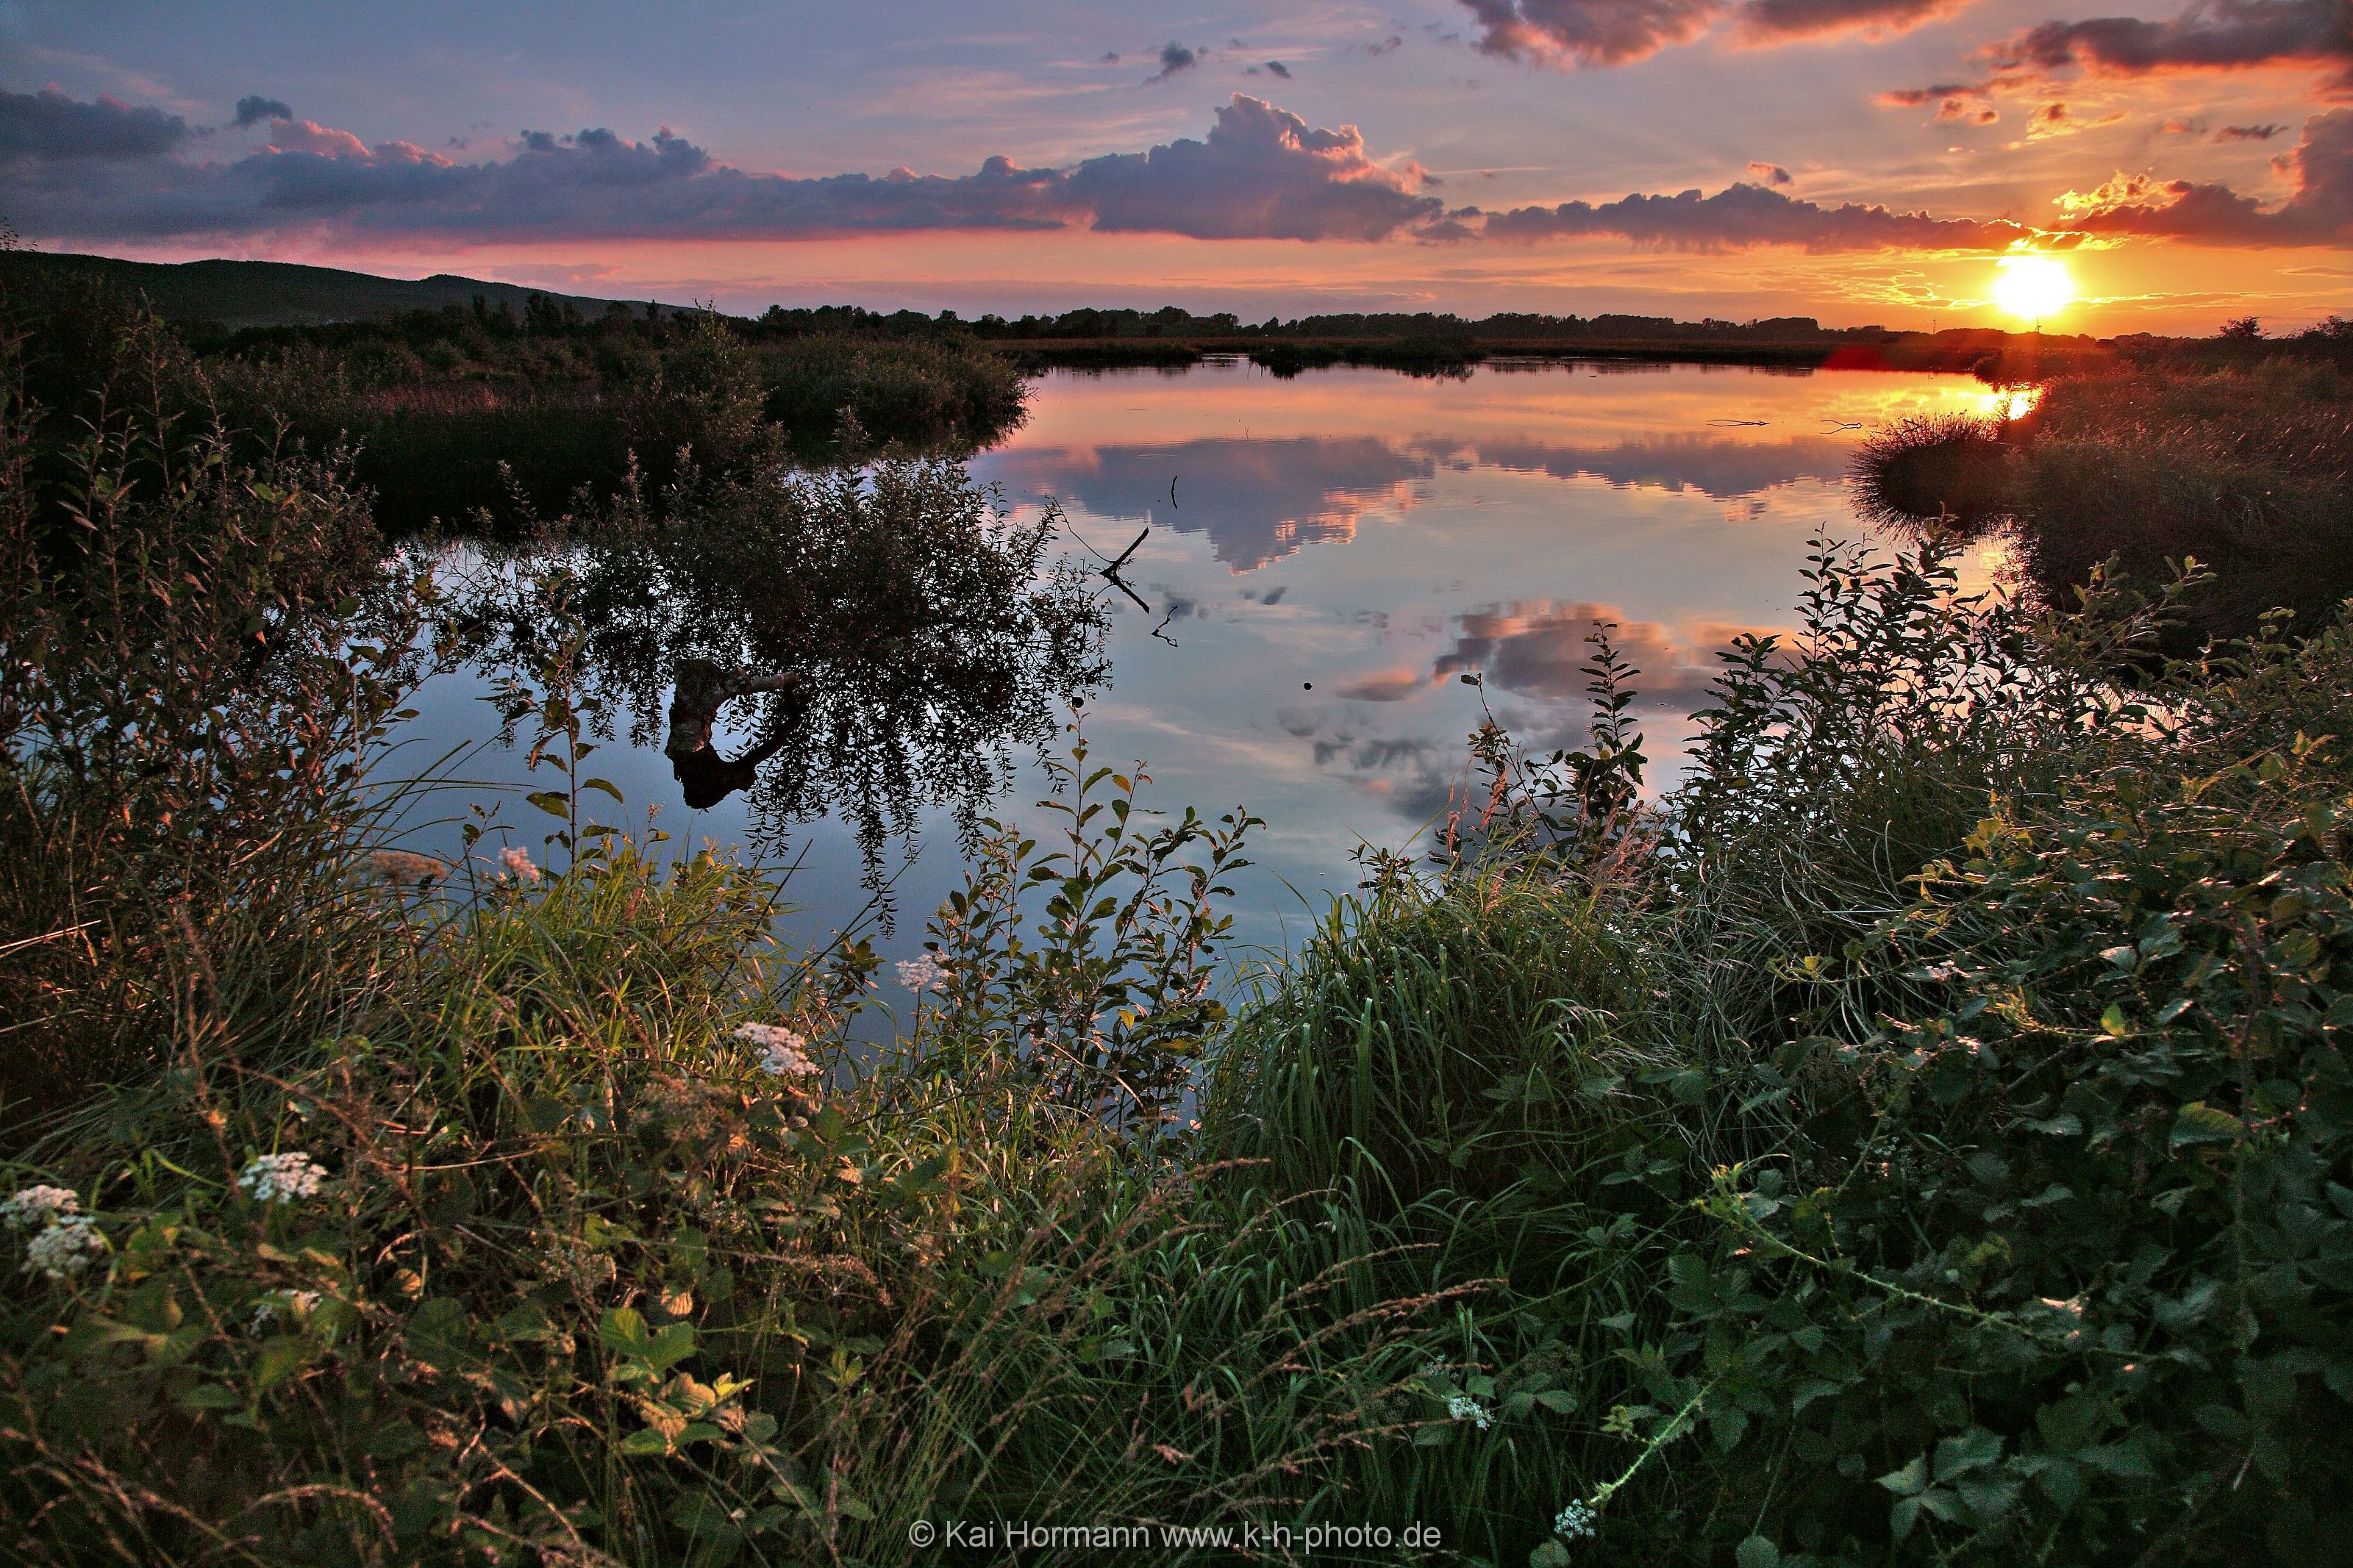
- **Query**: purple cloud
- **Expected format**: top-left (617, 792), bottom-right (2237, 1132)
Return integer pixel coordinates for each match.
top-left (0, 90), bottom-right (1442, 246)
top-left (2060, 108), bottom-right (2353, 243)
top-left (1482, 178), bottom-right (2058, 251)
top-left (1980, 0), bottom-right (2352, 91)
top-left (1459, 0), bottom-right (1979, 65)
top-left (0, 86), bottom-right (189, 160)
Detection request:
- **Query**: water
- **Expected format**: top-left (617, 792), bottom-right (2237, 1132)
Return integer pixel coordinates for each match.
top-left (386, 358), bottom-right (2010, 977)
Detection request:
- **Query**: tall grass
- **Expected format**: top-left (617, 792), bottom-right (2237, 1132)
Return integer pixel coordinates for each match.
top-left (1854, 362), bottom-right (2353, 646)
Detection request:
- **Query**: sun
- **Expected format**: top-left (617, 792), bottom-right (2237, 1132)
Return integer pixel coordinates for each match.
top-left (1993, 255), bottom-right (2077, 325)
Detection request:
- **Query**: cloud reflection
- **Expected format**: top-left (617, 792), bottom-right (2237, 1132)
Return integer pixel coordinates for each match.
top-left (979, 429), bottom-right (1854, 572)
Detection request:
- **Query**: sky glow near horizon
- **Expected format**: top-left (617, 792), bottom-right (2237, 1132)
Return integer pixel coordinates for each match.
top-left (1, 0), bottom-right (2348, 331)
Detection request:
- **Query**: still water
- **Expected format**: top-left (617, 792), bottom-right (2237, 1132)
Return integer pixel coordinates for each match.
top-left (390, 358), bottom-right (2009, 980)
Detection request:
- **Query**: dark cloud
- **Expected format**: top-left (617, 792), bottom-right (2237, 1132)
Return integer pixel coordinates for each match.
top-left (1746, 160), bottom-right (1795, 184)
top-left (1460, 0), bottom-right (1728, 65)
top-left (2217, 121), bottom-right (2290, 137)
top-left (2060, 108), bottom-right (2353, 243)
top-left (1876, 82), bottom-right (2003, 120)
top-left (1979, 0), bottom-right (2353, 93)
top-left (1265, 60), bottom-right (1295, 77)
top-left (232, 95), bottom-right (292, 126)
top-left (1459, 0), bottom-right (1977, 65)
top-left (0, 90), bottom-right (1441, 246)
top-left (0, 86), bottom-right (189, 160)
top-left (1736, 0), bottom-right (1974, 43)
top-left (1482, 178), bottom-right (2057, 251)
top-left (1148, 42), bottom-right (1199, 81)
top-left (2024, 100), bottom-right (2127, 137)
top-left (1368, 34), bottom-right (1406, 53)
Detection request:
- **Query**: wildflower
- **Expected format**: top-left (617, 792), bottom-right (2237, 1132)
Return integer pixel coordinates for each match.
top-left (499, 845), bottom-right (541, 883)
top-left (1553, 1499), bottom-right (1597, 1541)
top-left (23, 1217), bottom-right (106, 1278)
top-left (368, 849), bottom-right (448, 887)
top-left (238, 1151), bottom-right (330, 1205)
top-left (894, 953), bottom-right (949, 994)
top-left (734, 1022), bottom-right (816, 1078)
top-left (1, 1185), bottom-right (80, 1228)
top-left (1447, 1394), bottom-right (1494, 1430)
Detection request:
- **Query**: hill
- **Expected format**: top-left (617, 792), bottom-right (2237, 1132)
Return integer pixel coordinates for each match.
top-left (0, 249), bottom-right (670, 330)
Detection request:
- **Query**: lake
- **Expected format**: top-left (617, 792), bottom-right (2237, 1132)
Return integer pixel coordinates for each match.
top-left (388, 357), bottom-right (2010, 987)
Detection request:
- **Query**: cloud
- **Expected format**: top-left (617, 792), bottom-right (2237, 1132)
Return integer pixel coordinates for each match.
top-left (1877, 82), bottom-right (2002, 121)
top-left (2216, 121), bottom-right (2290, 137)
top-left (1746, 160), bottom-right (1795, 184)
top-left (1070, 97), bottom-right (1444, 239)
top-left (1458, 0), bottom-right (1978, 66)
top-left (1482, 177), bottom-right (2059, 250)
top-left (1460, 0), bottom-right (1729, 65)
top-left (2161, 115), bottom-right (2207, 131)
top-left (2023, 100), bottom-right (2127, 137)
top-left (0, 85), bottom-right (189, 160)
top-left (1147, 42), bottom-right (1199, 81)
top-left (232, 95), bottom-right (292, 126)
top-left (1979, 0), bottom-right (2353, 93)
top-left (1736, 0), bottom-right (1975, 43)
top-left (1265, 60), bottom-right (1294, 77)
top-left (0, 90), bottom-right (1443, 246)
top-left (2058, 108), bottom-right (2353, 243)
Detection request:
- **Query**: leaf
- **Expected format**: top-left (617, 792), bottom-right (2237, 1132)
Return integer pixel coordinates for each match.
top-left (600, 1306), bottom-right (651, 1358)
top-left (2171, 1102), bottom-right (2243, 1149)
top-left (1878, 1455), bottom-right (1929, 1497)
top-left (1933, 1426), bottom-right (2002, 1481)
top-left (1530, 1542), bottom-right (1571, 1567)
top-left (618, 1428), bottom-right (672, 1457)
top-left (646, 1322), bottom-right (696, 1373)
top-left (526, 790), bottom-right (571, 820)
top-left (176, 1384), bottom-right (241, 1411)
top-left (581, 776), bottom-right (625, 803)
top-left (1735, 1536), bottom-right (1781, 1568)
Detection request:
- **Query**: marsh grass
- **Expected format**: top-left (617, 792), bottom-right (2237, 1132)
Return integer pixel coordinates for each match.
top-left (1854, 362), bottom-right (2353, 646)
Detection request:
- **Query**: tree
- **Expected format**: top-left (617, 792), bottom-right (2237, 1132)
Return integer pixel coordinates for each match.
top-left (2218, 315), bottom-right (2263, 339)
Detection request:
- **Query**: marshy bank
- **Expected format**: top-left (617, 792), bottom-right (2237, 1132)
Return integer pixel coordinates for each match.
top-left (1855, 356), bottom-right (2353, 648)
top-left (5, 279), bottom-right (2353, 1567)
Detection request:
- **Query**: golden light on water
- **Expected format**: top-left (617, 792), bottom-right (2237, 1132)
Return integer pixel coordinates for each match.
top-left (1993, 255), bottom-right (2077, 325)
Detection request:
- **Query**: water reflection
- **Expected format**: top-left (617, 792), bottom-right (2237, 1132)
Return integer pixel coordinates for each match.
top-left (396, 359), bottom-right (2003, 967)
top-left (437, 460), bottom-right (1107, 881)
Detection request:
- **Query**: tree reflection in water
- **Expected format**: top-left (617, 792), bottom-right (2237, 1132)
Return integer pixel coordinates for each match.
top-left (443, 457), bottom-right (1109, 890)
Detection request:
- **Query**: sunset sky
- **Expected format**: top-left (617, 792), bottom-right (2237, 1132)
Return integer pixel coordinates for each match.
top-left (2, 0), bottom-right (2347, 332)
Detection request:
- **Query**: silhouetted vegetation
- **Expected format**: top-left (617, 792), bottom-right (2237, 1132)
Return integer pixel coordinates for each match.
top-left (1857, 359), bottom-right (2352, 647)
top-left (1, 255), bottom-right (1029, 533)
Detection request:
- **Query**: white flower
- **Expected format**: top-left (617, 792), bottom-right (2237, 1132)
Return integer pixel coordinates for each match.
top-left (499, 845), bottom-right (541, 884)
top-left (1, 1185), bottom-right (80, 1228)
top-left (1447, 1394), bottom-right (1493, 1430)
top-left (894, 953), bottom-right (949, 995)
top-left (238, 1151), bottom-right (330, 1205)
top-left (251, 1289), bottom-right (324, 1335)
top-left (1553, 1500), bottom-right (1596, 1541)
top-left (23, 1217), bottom-right (107, 1278)
top-left (734, 1023), bottom-right (815, 1078)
